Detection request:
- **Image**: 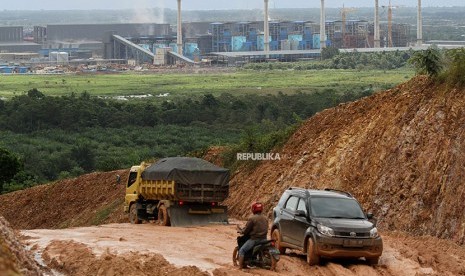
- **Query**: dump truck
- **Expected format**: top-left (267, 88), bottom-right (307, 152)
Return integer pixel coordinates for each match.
top-left (124, 157), bottom-right (229, 227)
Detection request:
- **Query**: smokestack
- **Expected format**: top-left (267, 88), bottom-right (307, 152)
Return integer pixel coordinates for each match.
top-left (264, 0), bottom-right (270, 56)
top-left (374, 0), bottom-right (380, 48)
top-left (417, 0), bottom-right (423, 46)
top-left (320, 0), bottom-right (326, 49)
top-left (177, 0), bottom-right (183, 55)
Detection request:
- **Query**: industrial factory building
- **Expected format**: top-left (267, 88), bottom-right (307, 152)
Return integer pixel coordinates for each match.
top-left (0, 0), bottom-right (430, 66)
top-left (208, 20), bottom-right (409, 52)
top-left (1, 19), bottom-right (411, 65)
top-left (46, 23), bottom-right (171, 41)
top-left (0, 26), bottom-right (41, 54)
top-left (39, 23), bottom-right (171, 57)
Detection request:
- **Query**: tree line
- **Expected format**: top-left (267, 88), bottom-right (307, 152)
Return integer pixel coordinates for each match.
top-left (0, 88), bottom-right (372, 133)
top-left (243, 50), bottom-right (411, 71)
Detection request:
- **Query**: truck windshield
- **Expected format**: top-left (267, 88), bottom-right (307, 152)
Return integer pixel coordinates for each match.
top-left (127, 172), bottom-right (137, 187)
top-left (310, 197), bottom-right (365, 219)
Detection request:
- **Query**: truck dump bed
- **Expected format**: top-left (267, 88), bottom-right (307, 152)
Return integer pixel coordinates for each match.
top-left (140, 157), bottom-right (229, 202)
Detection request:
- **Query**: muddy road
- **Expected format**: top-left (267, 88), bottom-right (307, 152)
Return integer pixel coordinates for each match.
top-left (21, 222), bottom-right (465, 276)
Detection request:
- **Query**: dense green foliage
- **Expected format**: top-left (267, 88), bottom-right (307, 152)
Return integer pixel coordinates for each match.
top-left (409, 46), bottom-right (443, 78)
top-left (443, 48), bottom-right (465, 87)
top-left (0, 126), bottom-right (241, 193)
top-left (0, 148), bottom-right (21, 193)
top-left (0, 89), bottom-right (371, 133)
top-left (243, 51), bottom-right (412, 71)
top-left (408, 47), bottom-right (465, 88)
top-left (321, 47), bottom-right (340, 60)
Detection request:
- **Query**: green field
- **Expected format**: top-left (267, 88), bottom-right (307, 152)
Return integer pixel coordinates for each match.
top-left (0, 69), bottom-right (414, 99)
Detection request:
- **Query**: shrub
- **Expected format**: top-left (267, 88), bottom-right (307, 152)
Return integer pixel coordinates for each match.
top-left (408, 46), bottom-right (443, 78)
top-left (444, 48), bottom-right (465, 87)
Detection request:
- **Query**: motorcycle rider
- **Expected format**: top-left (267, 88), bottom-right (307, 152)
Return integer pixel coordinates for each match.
top-left (238, 202), bottom-right (269, 269)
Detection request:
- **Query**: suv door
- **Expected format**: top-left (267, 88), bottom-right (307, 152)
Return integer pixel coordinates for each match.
top-left (279, 195), bottom-right (299, 244)
top-left (290, 197), bottom-right (311, 248)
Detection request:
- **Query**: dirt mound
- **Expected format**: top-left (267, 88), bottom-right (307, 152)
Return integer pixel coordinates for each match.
top-left (226, 76), bottom-right (465, 244)
top-left (383, 231), bottom-right (465, 275)
top-left (0, 170), bottom-right (128, 229)
top-left (42, 240), bottom-right (209, 276)
top-left (0, 216), bottom-right (43, 276)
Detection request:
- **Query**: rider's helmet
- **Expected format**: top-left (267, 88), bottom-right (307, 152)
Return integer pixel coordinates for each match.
top-left (251, 202), bottom-right (263, 214)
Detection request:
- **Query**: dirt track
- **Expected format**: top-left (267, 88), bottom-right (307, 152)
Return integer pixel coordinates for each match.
top-left (21, 223), bottom-right (465, 276)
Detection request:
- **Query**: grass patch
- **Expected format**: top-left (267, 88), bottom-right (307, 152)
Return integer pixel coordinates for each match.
top-left (91, 199), bottom-right (122, 226)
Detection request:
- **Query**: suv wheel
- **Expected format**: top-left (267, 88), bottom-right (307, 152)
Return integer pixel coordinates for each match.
top-left (366, 257), bottom-right (379, 265)
top-left (306, 238), bottom-right (320, 265)
top-left (271, 229), bottom-right (286, 254)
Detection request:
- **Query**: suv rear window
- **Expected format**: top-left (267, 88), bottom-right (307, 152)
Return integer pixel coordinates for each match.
top-left (310, 197), bottom-right (365, 219)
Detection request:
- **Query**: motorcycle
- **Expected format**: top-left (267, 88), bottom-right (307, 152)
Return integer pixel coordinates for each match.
top-left (232, 230), bottom-right (280, 271)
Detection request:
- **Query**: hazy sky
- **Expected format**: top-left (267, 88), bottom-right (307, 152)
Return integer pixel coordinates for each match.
top-left (2, 0), bottom-right (464, 11)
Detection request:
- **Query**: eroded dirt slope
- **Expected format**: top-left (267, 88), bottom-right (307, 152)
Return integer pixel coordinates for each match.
top-left (0, 216), bottom-right (43, 276)
top-left (225, 76), bottom-right (465, 244)
top-left (0, 170), bottom-right (128, 229)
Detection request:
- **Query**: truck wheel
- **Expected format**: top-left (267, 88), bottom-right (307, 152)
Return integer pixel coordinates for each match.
top-left (232, 246), bottom-right (238, 266)
top-left (306, 238), bottom-right (320, 266)
top-left (158, 205), bottom-right (170, 226)
top-left (129, 204), bottom-right (141, 224)
top-left (271, 229), bottom-right (286, 254)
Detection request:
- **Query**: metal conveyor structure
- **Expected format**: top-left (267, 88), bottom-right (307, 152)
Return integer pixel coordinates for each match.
top-left (109, 34), bottom-right (196, 65)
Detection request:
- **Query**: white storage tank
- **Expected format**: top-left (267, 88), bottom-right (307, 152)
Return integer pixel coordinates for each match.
top-left (49, 51), bottom-right (69, 63)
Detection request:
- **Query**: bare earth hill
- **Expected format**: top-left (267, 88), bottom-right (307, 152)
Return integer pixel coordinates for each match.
top-left (225, 76), bottom-right (465, 245)
top-left (0, 170), bottom-right (128, 229)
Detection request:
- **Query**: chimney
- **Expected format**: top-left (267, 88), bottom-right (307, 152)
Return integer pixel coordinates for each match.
top-left (177, 0), bottom-right (183, 55)
top-left (417, 0), bottom-right (423, 46)
top-left (320, 0), bottom-right (326, 49)
top-left (374, 0), bottom-right (380, 48)
top-left (264, 0), bottom-right (270, 57)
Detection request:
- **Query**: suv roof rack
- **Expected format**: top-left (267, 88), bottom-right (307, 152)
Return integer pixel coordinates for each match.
top-left (288, 187), bottom-right (306, 191)
top-left (323, 188), bottom-right (353, 198)
top-left (288, 187), bottom-right (312, 198)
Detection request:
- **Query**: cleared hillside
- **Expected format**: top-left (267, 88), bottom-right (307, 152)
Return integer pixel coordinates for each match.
top-left (226, 76), bottom-right (465, 245)
top-left (0, 170), bottom-right (128, 229)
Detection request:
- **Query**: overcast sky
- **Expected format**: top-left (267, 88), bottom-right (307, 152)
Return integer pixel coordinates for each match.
top-left (2, 0), bottom-right (464, 10)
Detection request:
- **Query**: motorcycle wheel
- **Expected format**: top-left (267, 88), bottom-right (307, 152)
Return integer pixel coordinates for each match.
top-left (260, 249), bottom-right (277, 271)
top-left (232, 246), bottom-right (238, 266)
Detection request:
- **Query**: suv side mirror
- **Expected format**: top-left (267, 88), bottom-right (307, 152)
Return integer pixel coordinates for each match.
top-left (366, 213), bottom-right (374, 219)
top-left (295, 210), bottom-right (306, 217)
